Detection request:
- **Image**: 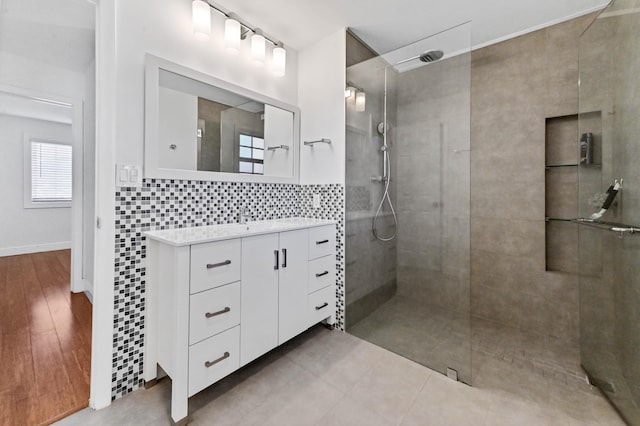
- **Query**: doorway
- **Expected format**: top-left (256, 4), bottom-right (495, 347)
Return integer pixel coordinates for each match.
top-left (0, 0), bottom-right (96, 423)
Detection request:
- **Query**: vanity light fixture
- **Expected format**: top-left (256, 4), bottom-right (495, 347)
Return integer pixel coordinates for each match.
top-left (345, 82), bottom-right (365, 111)
top-left (192, 1), bottom-right (288, 77)
top-left (272, 42), bottom-right (287, 77)
top-left (345, 85), bottom-right (356, 99)
top-left (251, 29), bottom-right (266, 66)
top-left (224, 13), bottom-right (241, 53)
top-left (355, 90), bottom-right (366, 112)
top-left (192, 0), bottom-right (211, 40)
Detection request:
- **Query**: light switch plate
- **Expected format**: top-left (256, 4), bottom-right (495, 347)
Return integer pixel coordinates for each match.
top-left (129, 165), bottom-right (143, 187)
top-left (116, 163), bottom-right (143, 187)
top-left (116, 164), bottom-right (130, 186)
top-left (312, 194), bottom-right (321, 208)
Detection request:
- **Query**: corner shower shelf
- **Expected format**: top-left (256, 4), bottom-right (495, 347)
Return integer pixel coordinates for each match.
top-left (545, 163), bottom-right (579, 169)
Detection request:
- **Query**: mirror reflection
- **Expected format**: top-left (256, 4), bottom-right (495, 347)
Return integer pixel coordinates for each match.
top-left (158, 69), bottom-right (293, 176)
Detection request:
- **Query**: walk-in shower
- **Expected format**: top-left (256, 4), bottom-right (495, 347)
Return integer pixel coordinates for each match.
top-left (345, 23), bottom-right (471, 382)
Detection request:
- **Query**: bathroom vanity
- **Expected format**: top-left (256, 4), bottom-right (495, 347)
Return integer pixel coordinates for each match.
top-left (143, 218), bottom-right (336, 424)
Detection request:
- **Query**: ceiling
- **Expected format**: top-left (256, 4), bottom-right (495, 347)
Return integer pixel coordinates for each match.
top-left (0, 0), bottom-right (611, 75)
top-left (214, 0), bottom-right (610, 54)
top-left (0, 0), bottom-right (95, 73)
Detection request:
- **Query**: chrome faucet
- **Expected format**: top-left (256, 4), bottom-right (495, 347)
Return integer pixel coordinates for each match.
top-left (239, 206), bottom-right (251, 224)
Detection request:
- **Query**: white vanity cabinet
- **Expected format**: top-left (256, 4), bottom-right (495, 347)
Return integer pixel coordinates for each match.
top-left (241, 229), bottom-right (309, 365)
top-left (144, 219), bottom-right (336, 425)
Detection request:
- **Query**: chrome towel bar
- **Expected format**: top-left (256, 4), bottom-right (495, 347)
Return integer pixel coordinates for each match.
top-left (304, 138), bottom-right (332, 146)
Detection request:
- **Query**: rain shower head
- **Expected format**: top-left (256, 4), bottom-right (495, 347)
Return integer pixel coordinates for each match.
top-left (419, 50), bottom-right (444, 63)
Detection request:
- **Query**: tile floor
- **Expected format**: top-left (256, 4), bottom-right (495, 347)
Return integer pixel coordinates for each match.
top-left (56, 325), bottom-right (624, 426)
top-left (348, 295), bottom-right (589, 389)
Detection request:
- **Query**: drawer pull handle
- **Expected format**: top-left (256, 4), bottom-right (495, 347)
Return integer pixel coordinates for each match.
top-left (315, 271), bottom-right (329, 277)
top-left (274, 250), bottom-right (279, 270)
top-left (316, 239), bottom-right (329, 245)
top-left (205, 307), bottom-right (230, 318)
top-left (204, 352), bottom-right (230, 368)
top-left (206, 260), bottom-right (231, 269)
top-left (315, 302), bottom-right (329, 311)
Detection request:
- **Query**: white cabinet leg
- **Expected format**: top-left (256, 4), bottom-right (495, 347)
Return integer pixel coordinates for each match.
top-left (171, 378), bottom-right (189, 425)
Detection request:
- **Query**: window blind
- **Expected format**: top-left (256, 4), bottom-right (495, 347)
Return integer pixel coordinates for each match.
top-left (31, 141), bottom-right (72, 203)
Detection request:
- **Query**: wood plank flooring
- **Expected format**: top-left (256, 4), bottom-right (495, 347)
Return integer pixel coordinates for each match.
top-left (0, 250), bottom-right (92, 426)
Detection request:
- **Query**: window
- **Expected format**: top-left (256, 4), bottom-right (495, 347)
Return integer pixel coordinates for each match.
top-left (24, 138), bottom-right (72, 208)
top-left (238, 133), bottom-right (264, 175)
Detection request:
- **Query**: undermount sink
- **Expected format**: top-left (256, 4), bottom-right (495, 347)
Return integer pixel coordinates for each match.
top-left (228, 218), bottom-right (329, 233)
top-left (226, 221), bottom-right (284, 233)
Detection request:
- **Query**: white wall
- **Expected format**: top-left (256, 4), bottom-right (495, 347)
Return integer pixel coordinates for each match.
top-left (83, 58), bottom-right (96, 295)
top-left (0, 115), bottom-right (72, 255)
top-left (298, 29), bottom-right (346, 185)
top-left (114, 0), bottom-right (299, 166)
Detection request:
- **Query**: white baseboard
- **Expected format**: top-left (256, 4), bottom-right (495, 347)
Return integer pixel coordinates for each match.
top-left (0, 241), bottom-right (72, 257)
top-left (83, 278), bottom-right (94, 302)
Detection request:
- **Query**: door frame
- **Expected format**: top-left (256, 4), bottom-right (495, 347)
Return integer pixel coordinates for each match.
top-left (89, 0), bottom-right (116, 410)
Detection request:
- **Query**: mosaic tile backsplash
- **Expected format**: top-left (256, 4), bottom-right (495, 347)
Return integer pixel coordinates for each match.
top-left (112, 179), bottom-right (345, 399)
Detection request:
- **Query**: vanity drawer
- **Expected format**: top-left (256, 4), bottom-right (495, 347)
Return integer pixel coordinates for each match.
top-left (308, 285), bottom-right (335, 327)
top-left (190, 239), bottom-right (241, 294)
top-left (189, 281), bottom-right (240, 345)
top-left (188, 325), bottom-right (240, 397)
top-left (308, 255), bottom-right (336, 294)
top-left (308, 225), bottom-right (336, 260)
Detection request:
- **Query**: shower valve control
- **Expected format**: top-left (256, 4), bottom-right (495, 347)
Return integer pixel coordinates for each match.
top-left (371, 175), bottom-right (387, 183)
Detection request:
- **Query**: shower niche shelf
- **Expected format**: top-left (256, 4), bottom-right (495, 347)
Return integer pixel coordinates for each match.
top-left (544, 114), bottom-right (579, 274)
top-left (544, 111), bottom-right (602, 274)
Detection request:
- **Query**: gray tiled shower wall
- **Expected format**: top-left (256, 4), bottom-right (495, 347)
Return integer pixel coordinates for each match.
top-left (112, 179), bottom-right (344, 399)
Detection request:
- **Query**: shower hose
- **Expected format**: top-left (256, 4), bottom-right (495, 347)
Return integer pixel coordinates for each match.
top-left (372, 147), bottom-right (398, 241)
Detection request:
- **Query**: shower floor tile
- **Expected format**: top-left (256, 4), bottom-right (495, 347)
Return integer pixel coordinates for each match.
top-left (347, 294), bottom-right (624, 425)
top-left (348, 295), bottom-right (473, 382)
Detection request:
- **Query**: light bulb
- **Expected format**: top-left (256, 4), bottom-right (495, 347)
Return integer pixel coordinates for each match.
top-left (272, 43), bottom-right (286, 77)
top-left (345, 86), bottom-right (356, 100)
top-left (224, 15), bottom-right (241, 53)
top-left (355, 91), bottom-right (366, 112)
top-left (251, 29), bottom-right (266, 66)
top-left (192, 0), bottom-right (211, 41)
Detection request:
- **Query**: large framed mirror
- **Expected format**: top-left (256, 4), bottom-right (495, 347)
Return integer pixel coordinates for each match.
top-left (144, 54), bottom-right (300, 183)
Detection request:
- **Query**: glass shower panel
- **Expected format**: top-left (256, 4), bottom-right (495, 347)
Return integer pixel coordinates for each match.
top-left (578, 1), bottom-right (640, 424)
top-left (345, 23), bottom-right (472, 383)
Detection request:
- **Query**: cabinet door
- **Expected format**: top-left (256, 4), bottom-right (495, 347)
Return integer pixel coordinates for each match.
top-left (278, 229), bottom-right (309, 344)
top-left (241, 233), bottom-right (279, 366)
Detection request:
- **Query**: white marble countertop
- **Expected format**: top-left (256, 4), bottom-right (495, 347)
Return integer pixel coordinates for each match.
top-left (144, 217), bottom-right (337, 246)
